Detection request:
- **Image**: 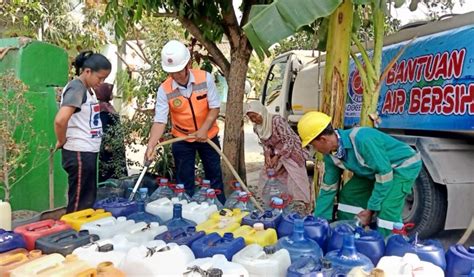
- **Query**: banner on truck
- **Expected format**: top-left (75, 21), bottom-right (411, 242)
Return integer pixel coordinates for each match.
top-left (345, 25), bottom-right (474, 131)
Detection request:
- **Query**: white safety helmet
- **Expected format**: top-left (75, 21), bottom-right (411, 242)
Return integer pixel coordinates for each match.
top-left (161, 40), bottom-right (191, 73)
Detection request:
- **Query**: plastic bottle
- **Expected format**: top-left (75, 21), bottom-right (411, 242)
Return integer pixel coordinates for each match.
top-left (205, 189), bottom-right (224, 210)
top-left (233, 192), bottom-right (255, 212)
top-left (270, 197), bottom-right (286, 215)
top-left (0, 200), bottom-right (12, 231)
top-left (136, 188), bottom-right (149, 211)
top-left (150, 178), bottom-right (174, 200)
top-left (261, 169), bottom-right (291, 209)
top-left (276, 218), bottom-right (323, 263)
top-left (192, 179), bottom-right (212, 203)
top-left (224, 182), bottom-right (242, 208)
top-left (165, 204), bottom-right (197, 231)
top-left (174, 184), bottom-right (192, 202)
top-left (325, 234), bottom-right (374, 274)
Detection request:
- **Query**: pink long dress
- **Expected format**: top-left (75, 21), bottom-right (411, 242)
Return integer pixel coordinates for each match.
top-left (256, 115), bottom-right (314, 214)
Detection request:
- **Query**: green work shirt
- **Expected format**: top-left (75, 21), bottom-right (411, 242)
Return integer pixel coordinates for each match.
top-left (316, 127), bottom-right (422, 219)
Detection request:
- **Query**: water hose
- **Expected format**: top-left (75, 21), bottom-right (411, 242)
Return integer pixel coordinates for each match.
top-left (141, 135), bottom-right (264, 212)
top-left (458, 215), bottom-right (474, 245)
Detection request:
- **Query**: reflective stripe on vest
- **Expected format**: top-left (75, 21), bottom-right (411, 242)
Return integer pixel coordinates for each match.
top-left (162, 69), bottom-right (219, 140)
top-left (349, 127), bottom-right (421, 177)
top-left (377, 217), bottom-right (396, 230)
top-left (337, 203), bottom-right (364, 214)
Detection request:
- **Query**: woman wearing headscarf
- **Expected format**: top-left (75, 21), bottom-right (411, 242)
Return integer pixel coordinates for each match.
top-left (245, 100), bottom-right (314, 215)
top-left (95, 83), bottom-right (128, 182)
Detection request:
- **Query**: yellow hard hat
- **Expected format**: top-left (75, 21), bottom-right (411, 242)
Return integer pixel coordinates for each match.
top-left (297, 111), bottom-right (332, 148)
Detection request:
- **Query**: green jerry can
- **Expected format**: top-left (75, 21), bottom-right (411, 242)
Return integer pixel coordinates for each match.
top-left (0, 37), bottom-right (69, 211)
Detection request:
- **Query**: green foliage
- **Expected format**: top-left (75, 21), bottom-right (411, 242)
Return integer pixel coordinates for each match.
top-left (0, 1), bottom-right (107, 54)
top-left (247, 54), bottom-right (271, 98)
top-left (0, 73), bottom-right (44, 201)
top-left (272, 26), bottom-right (317, 56)
top-left (103, 0), bottom-right (231, 42)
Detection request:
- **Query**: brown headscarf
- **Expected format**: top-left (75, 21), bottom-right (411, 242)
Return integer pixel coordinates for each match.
top-left (94, 83), bottom-right (116, 114)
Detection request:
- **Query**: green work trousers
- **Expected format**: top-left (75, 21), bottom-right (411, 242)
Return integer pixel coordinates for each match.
top-left (336, 175), bottom-right (413, 237)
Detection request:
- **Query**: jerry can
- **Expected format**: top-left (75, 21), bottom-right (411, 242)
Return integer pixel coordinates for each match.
top-left (325, 234), bottom-right (374, 274)
top-left (120, 240), bottom-right (195, 276)
top-left (35, 229), bottom-right (99, 256)
top-left (14, 220), bottom-right (71, 250)
top-left (241, 210), bottom-right (282, 230)
top-left (385, 234), bottom-right (446, 270)
top-left (232, 223), bottom-right (277, 247)
top-left (0, 230), bottom-right (26, 253)
top-left (191, 232), bottom-right (246, 261)
top-left (126, 211), bottom-right (163, 224)
top-left (61, 209), bottom-right (112, 231)
top-left (196, 217), bottom-right (241, 236)
top-left (182, 201), bottom-right (218, 224)
top-left (0, 249), bottom-right (42, 277)
top-left (80, 216), bottom-right (135, 239)
top-left (22, 254), bottom-right (95, 277)
top-left (328, 223), bottom-right (385, 265)
top-left (287, 256), bottom-right (335, 277)
top-left (154, 226), bottom-right (205, 247)
top-left (164, 204), bottom-right (197, 231)
top-left (185, 254), bottom-right (249, 277)
top-left (116, 221), bottom-right (168, 244)
top-left (72, 235), bottom-right (138, 267)
top-left (276, 219), bottom-right (323, 263)
top-left (277, 213), bottom-right (330, 252)
top-left (377, 253), bottom-right (444, 276)
top-left (93, 197), bottom-right (138, 217)
top-left (10, 253), bottom-right (65, 277)
top-left (209, 209), bottom-right (249, 224)
top-left (96, 261), bottom-right (125, 277)
top-left (0, 248), bottom-right (28, 258)
top-left (145, 197), bottom-right (188, 222)
top-left (446, 245), bottom-right (474, 277)
top-left (232, 244), bottom-right (291, 277)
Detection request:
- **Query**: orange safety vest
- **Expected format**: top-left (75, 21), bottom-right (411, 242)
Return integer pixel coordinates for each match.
top-left (162, 69), bottom-right (219, 141)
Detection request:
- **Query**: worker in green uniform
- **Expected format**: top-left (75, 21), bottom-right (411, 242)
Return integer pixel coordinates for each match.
top-left (297, 111), bottom-right (422, 236)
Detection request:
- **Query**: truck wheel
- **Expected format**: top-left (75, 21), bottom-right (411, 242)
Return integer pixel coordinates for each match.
top-left (402, 166), bottom-right (447, 238)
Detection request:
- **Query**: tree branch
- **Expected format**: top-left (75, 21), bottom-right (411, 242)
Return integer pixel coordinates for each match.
top-left (240, 0), bottom-right (258, 27)
top-left (152, 12), bottom-right (177, 18)
top-left (178, 17), bottom-right (230, 77)
top-left (221, 4), bottom-right (241, 49)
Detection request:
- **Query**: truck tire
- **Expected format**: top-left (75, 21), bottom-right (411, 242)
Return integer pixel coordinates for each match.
top-left (402, 166), bottom-right (447, 238)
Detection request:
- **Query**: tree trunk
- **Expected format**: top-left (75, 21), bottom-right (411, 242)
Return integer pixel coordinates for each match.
top-left (322, 0), bottom-right (353, 128)
top-left (222, 41), bottom-right (252, 197)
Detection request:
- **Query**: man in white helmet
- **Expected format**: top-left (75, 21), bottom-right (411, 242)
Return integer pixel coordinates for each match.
top-left (145, 40), bottom-right (225, 202)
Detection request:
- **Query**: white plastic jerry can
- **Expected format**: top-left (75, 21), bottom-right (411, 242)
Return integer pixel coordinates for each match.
top-left (376, 253), bottom-right (444, 277)
top-left (72, 235), bottom-right (139, 267)
top-left (145, 197), bottom-right (188, 222)
top-left (116, 222), bottom-right (168, 244)
top-left (0, 199), bottom-right (12, 231)
top-left (80, 216), bottom-right (135, 239)
top-left (185, 254), bottom-right (249, 277)
top-left (182, 201), bottom-right (218, 224)
top-left (120, 240), bottom-right (195, 276)
top-left (10, 253), bottom-right (65, 277)
top-left (232, 244), bottom-right (291, 277)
